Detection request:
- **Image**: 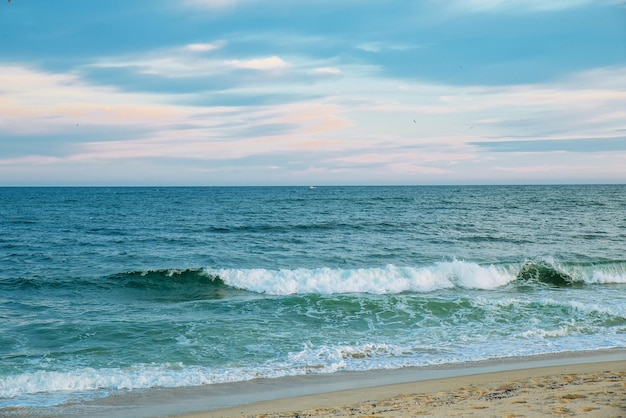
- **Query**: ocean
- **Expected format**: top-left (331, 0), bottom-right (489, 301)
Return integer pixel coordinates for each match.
top-left (1, 185), bottom-right (625, 415)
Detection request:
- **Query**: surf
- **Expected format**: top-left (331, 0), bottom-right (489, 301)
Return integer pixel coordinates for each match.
top-left (208, 259), bottom-right (626, 296)
top-left (3, 260), bottom-right (625, 298)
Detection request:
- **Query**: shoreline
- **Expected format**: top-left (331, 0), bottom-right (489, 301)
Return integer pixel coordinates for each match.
top-left (176, 350), bottom-right (626, 418)
top-left (186, 359), bottom-right (626, 418)
top-left (66, 348), bottom-right (626, 418)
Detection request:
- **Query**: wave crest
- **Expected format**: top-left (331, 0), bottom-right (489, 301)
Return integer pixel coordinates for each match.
top-left (3, 261), bottom-right (624, 298)
top-left (209, 261), bottom-right (515, 295)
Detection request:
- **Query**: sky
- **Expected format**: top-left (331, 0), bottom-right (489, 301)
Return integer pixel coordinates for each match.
top-left (0, 0), bottom-right (625, 186)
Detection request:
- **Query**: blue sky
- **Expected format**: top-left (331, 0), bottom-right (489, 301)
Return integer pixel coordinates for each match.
top-left (1, 0), bottom-right (625, 186)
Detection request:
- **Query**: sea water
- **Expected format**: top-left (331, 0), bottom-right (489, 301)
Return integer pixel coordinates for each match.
top-left (1, 185), bottom-right (625, 413)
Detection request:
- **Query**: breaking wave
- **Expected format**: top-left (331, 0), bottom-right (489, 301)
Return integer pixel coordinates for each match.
top-left (3, 261), bottom-right (625, 299)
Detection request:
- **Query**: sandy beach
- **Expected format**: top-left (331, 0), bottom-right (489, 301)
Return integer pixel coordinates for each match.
top-left (176, 354), bottom-right (626, 418)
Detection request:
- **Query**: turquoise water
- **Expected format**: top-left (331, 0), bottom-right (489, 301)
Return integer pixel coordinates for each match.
top-left (1, 186), bottom-right (625, 412)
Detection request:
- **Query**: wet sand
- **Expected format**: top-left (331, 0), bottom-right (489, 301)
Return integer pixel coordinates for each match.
top-left (175, 353), bottom-right (626, 418)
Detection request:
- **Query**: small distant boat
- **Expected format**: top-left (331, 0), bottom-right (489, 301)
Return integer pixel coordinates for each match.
top-left (309, 186), bottom-right (316, 189)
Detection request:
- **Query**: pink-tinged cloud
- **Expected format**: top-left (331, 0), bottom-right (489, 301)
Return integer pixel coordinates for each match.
top-left (0, 65), bottom-right (191, 134)
top-left (2, 60), bottom-right (625, 184)
top-left (279, 103), bottom-right (351, 134)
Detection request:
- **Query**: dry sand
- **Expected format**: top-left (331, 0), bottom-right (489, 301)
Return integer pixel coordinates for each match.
top-left (177, 360), bottom-right (626, 418)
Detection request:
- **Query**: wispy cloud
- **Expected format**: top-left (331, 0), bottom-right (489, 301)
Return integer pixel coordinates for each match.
top-left (443, 0), bottom-right (596, 14)
top-left (311, 67), bottom-right (342, 76)
top-left (7, 60), bottom-right (623, 147)
top-left (184, 41), bottom-right (227, 53)
top-left (0, 65), bottom-right (187, 134)
top-left (83, 33), bottom-right (296, 79)
top-left (356, 42), bottom-right (423, 53)
top-left (471, 137), bottom-right (626, 153)
top-left (1, 0), bottom-right (624, 185)
top-left (182, 0), bottom-right (251, 9)
top-left (225, 56), bottom-right (290, 71)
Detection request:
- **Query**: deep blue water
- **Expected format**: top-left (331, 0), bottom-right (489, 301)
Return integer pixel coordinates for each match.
top-left (1, 185), bottom-right (625, 412)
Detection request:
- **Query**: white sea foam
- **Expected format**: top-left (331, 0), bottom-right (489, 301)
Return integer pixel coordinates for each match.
top-left (0, 363), bottom-right (304, 404)
top-left (588, 270), bottom-right (626, 284)
top-left (477, 295), bottom-right (626, 320)
top-left (567, 300), bottom-right (626, 318)
top-left (518, 326), bottom-right (572, 339)
top-left (3, 338), bottom-right (624, 408)
top-left (209, 261), bottom-right (515, 295)
top-left (0, 349), bottom-right (411, 406)
top-left (555, 261), bottom-right (626, 284)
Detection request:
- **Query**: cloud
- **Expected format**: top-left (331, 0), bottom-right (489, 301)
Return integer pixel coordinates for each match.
top-left (0, 65), bottom-right (187, 134)
top-left (443, 0), bottom-right (596, 14)
top-left (311, 67), bottom-right (342, 76)
top-left (470, 137), bottom-right (626, 153)
top-left (2, 57), bottom-right (625, 184)
top-left (184, 42), bottom-right (226, 52)
top-left (88, 49), bottom-right (290, 81)
top-left (182, 0), bottom-right (251, 9)
top-left (2, 0), bottom-right (624, 185)
top-left (356, 42), bottom-right (423, 53)
top-left (0, 63), bottom-right (353, 167)
top-left (225, 56), bottom-right (290, 71)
